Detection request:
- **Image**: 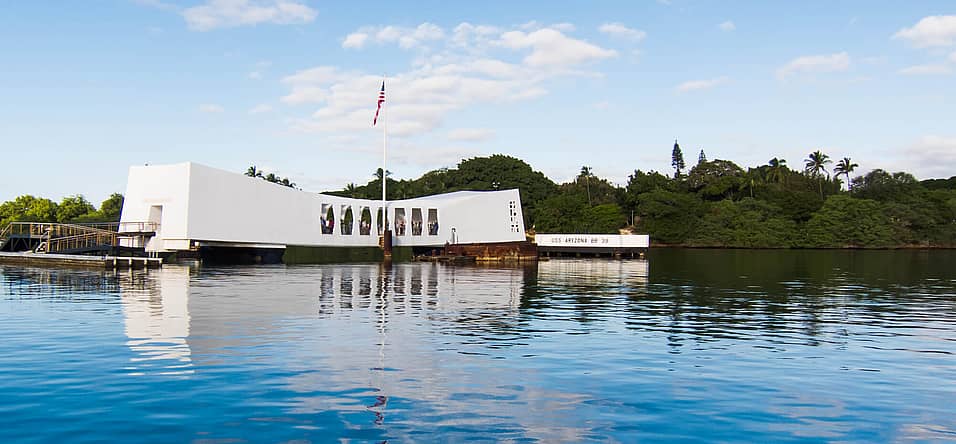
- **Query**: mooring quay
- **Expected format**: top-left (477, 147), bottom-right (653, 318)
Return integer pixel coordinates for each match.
top-left (0, 252), bottom-right (162, 269)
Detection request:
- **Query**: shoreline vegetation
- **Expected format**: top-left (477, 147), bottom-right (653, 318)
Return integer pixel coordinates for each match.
top-left (323, 144), bottom-right (956, 249)
top-left (4, 144), bottom-right (954, 250)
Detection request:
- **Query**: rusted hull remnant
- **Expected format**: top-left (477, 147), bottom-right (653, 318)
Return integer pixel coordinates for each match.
top-left (443, 241), bottom-right (538, 262)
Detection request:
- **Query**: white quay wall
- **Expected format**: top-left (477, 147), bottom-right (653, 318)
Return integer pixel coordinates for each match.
top-left (120, 162), bottom-right (526, 252)
top-left (535, 234), bottom-right (650, 249)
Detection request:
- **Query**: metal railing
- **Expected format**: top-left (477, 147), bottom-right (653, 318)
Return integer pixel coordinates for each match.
top-left (118, 221), bottom-right (159, 233)
top-left (0, 222), bottom-right (122, 253)
top-left (45, 231), bottom-right (118, 253)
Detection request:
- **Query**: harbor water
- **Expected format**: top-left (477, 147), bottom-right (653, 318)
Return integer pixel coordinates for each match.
top-left (1, 249), bottom-right (954, 442)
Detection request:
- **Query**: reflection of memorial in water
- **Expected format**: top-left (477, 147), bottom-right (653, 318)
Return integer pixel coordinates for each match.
top-left (535, 259), bottom-right (649, 289)
top-left (106, 263), bottom-right (604, 440)
top-left (118, 266), bottom-right (193, 375)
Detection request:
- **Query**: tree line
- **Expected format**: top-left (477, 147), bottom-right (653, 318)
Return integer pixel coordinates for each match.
top-left (327, 147), bottom-right (956, 248)
top-left (1, 194), bottom-right (125, 227)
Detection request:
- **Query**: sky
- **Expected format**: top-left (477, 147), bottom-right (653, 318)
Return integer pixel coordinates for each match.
top-left (2, 1), bottom-right (955, 205)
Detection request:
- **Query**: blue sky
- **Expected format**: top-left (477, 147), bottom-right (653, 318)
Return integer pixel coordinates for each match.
top-left (2, 1), bottom-right (955, 204)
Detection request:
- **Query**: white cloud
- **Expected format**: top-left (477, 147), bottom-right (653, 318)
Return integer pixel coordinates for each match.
top-left (447, 128), bottom-right (495, 142)
top-left (498, 28), bottom-right (617, 67)
top-left (451, 22), bottom-right (500, 50)
top-left (719, 21), bottom-right (736, 32)
top-left (898, 64), bottom-right (952, 75)
top-left (893, 15), bottom-right (956, 48)
top-left (341, 23), bottom-right (445, 50)
top-left (896, 136), bottom-right (956, 178)
top-left (598, 23), bottom-right (647, 41)
top-left (248, 71), bottom-right (262, 79)
top-left (676, 76), bottom-right (729, 93)
top-left (950, 51), bottom-right (956, 63)
top-left (248, 104), bottom-right (273, 114)
top-left (777, 52), bottom-right (850, 79)
top-left (342, 32), bottom-right (368, 49)
top-left (183, 0), bottom-right (317, 31)
top-left (279, 66), bottom-right (358, 104)
top-left (285, 22), bottom-right (615, 140)
top-left (199, 103), bottom-right (224, 113)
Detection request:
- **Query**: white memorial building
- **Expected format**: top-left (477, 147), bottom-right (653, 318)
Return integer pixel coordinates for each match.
top-left (118, 162), bottom-right (526, 261)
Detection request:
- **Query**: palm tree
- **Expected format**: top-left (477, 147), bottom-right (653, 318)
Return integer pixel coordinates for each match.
top-left (374, 168), bottom-right (392, 181)
top-left (834, 157), bottom-right (859, 191)
top-left (245, 165), bottom-right (263, 178)
top-left (345, 183), bottom-right (358, 198)
top-left (280, 177), bottom-right (297, 189)
top-left (580, 166), bottom-right (593, 206)
top-left (804, 150), bottom-right (832, 198)
top-left (767, 158), bottom-right (788, 184)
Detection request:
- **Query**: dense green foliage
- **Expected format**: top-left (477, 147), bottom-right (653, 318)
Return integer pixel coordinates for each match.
top-left (328, 152), bottom-right (955, 247)
top-left (1, 193), bottom-right (124, 227)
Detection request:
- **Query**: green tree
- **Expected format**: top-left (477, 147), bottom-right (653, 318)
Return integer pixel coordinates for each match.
top-left (834, 157), bottom-right (859, 191)
top-left (698, 149), bottom-right (707, 165)
top-left (635, 189), bottom-right (704, 244)
top-left (689, 199), bottom-right (797, 248)
top-left (803, 195), bottom-right (893, 247)
top-left (245, 165), bottom-right (263, 178)
top-left (851, 169), bottom-right (919, 202)
top-left (686, 159), bottom-right (746, 200)
top-left (671, 139), bottom-right (686, 178)
top-left (583, 203), bottom-right (627, 233)
top-left (56, 195), bottom-right (95, 222)
top-left (580, 165), bottom-right (593, 206)
top-left (0, 195), bottom-right (59, 226)
top-left (99, 193), bottom-right (124, 221)
top-left (804, 150), bottom-right (832, 199)
top-left (767, 158), bottom-right (789, 184)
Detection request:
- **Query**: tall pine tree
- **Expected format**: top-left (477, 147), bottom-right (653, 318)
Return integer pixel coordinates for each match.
top-left (672, 139), bottom-right (686, 178)
top-left (698, 149), bottom-right (707, 165)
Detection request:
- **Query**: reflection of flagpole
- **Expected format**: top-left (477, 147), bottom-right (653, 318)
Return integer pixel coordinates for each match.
top-left (367, 264), bottom-right (389, 425)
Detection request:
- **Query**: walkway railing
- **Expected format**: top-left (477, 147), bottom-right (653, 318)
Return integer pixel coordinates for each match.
top-left (45, 231), bottom-right (118, 253)
top-left (118, 221), bottom-right (159, 233)
top-left (0, 222), bottom-right (122, 253)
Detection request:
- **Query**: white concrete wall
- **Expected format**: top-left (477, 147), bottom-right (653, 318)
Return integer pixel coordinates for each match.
top-left (119, 163), bottom-right (191, 251)
top-left (119, 162), bottom-right (526, 252)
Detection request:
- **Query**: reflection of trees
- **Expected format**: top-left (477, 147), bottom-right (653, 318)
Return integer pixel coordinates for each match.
top-left (621, 250), bottom-right (956, 346)
top-left (513, 251), bottom-right (956, 349)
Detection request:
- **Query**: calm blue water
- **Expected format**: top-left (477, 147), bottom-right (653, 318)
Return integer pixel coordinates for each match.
top-left (1, 250), bottom-right (955, 443)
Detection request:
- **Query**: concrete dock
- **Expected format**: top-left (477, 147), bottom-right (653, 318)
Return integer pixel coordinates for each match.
top-left (0, 252), bottom-right (161, 269)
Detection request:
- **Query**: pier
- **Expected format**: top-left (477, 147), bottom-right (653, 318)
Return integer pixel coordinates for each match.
top-left (0, 252), bottom-right (161, 269)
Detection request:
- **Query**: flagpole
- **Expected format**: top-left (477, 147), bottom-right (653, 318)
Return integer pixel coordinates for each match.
top-left (381, 75), bottom-right (387, 230)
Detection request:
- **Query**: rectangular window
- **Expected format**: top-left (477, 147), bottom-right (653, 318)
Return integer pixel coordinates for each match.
top-left (411, 208), bottom-right (423, 236)
top-left (427, 209), bottom-right (439, 235)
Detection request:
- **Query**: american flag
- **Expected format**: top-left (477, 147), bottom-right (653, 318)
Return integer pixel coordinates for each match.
top-left (373, 81), bottom-right (385, 126)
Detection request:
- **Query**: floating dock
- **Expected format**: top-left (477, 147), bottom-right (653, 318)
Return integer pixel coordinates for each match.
top-left (0, 252), bottom-right (162, 270)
